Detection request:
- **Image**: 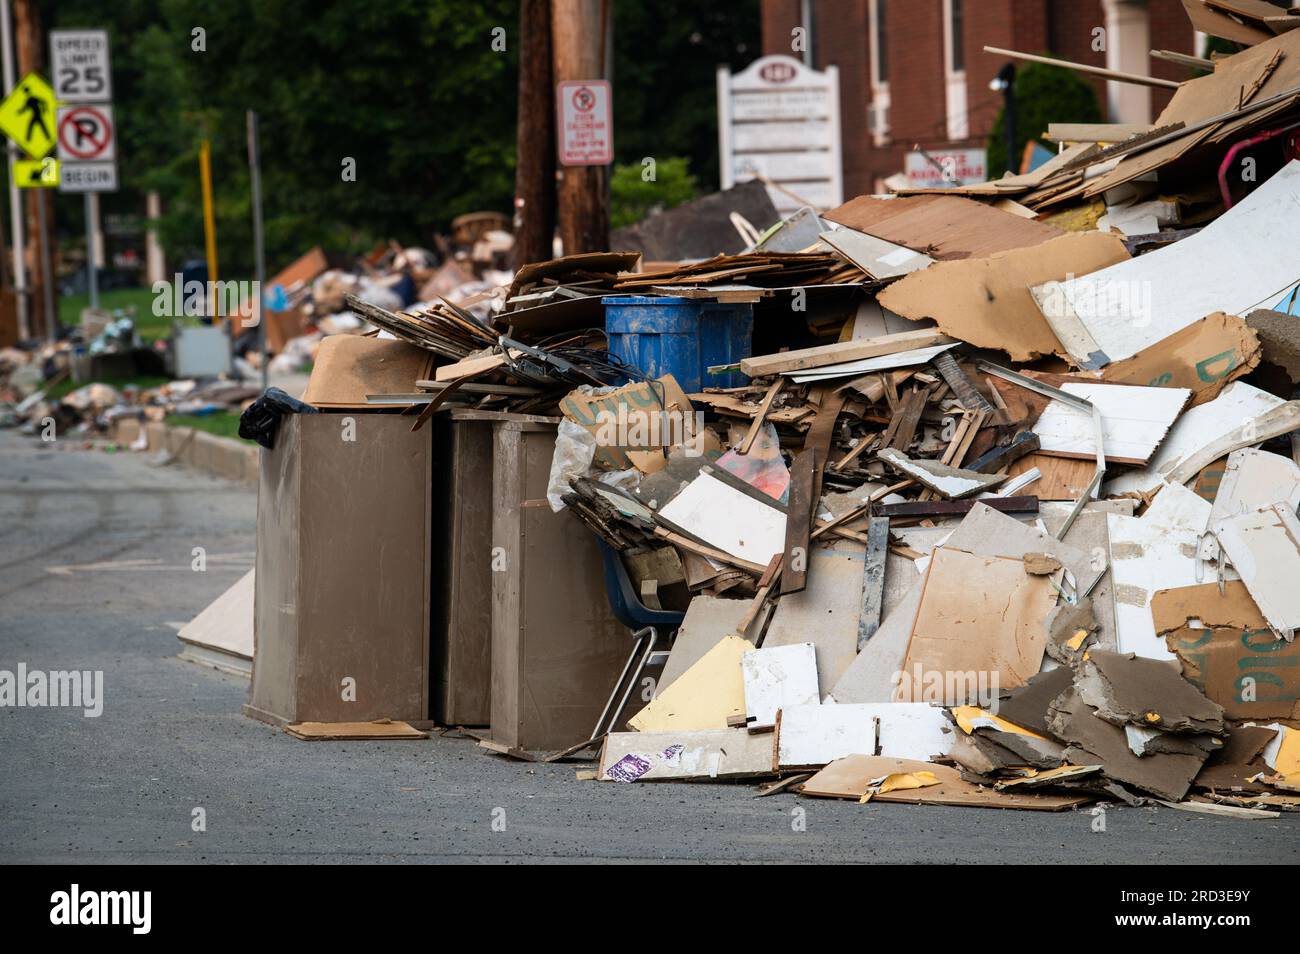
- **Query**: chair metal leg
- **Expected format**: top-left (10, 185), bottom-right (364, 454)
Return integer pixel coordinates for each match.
top-left (590, 627), bottom-right (652, 741)
top-left (609, 627), bottom-right (659, 736)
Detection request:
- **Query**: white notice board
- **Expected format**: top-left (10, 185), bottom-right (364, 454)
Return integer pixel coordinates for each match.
top-left (717, 55), bottom-right (842, 215)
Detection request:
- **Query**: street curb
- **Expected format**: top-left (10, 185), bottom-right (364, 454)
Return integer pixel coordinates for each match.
top-left (111, 418), bottom-right (259, 487)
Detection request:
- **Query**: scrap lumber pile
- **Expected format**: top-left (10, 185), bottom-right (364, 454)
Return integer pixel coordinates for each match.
top-left (497, 17), bottom-right (1300, 817)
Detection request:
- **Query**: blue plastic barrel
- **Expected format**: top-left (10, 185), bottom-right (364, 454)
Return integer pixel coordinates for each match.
top-left (603, 296), bottom-right (753, 392)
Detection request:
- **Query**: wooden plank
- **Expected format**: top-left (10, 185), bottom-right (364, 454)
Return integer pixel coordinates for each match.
top-left (871, 496), bottom-right (1039, 518)
top-left (738, 378), bottom-right (784, 453)
top-left (738, 329), bottom-right (954, 377)
top-left (858, 517), bottom-right (889, 650)
top-left (882, 386), bottom-right (928, 452)
top-left (781, 449), bottom-right (815, 595)
top-left (983, 45), bottom-right (1179, 89)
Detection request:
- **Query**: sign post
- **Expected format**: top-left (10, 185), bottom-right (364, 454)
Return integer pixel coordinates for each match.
top-left (716, 55), bottom-right (843, 215)
top-left (51, 28), bottom-right (116, 311)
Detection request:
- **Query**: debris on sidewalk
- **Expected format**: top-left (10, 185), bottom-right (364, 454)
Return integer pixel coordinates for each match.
top-left (196, 2), bottom-right (1300, 824)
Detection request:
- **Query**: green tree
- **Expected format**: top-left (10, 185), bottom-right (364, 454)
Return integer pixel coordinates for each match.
top-left (610, 156), bottom-right (697, 229)
top-left (986, 60), bottom-right (1103, 178)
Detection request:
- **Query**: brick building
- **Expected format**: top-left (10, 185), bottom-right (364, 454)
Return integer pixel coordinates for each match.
top-left (758, 0), bottom-right (1203, 196)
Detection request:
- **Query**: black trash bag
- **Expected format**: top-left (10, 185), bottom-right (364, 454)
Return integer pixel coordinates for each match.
top-left (239, 387), bottom-right (318, 449)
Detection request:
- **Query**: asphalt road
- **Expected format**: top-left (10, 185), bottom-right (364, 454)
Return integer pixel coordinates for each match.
top-left (1, 428), bottom-right (1297, 864)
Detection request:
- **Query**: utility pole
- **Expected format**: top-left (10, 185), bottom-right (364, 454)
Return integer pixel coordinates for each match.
top-left (0, 0), bottom-right (27, 340)
top-left (14, 0), bottom-right (53, 339)
top-left (513, 0), bottom-right (555, 267)
top-left (550, 0), bottom-right (609, 254)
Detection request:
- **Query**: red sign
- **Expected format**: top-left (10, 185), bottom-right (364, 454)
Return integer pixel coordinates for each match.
top-left (57, 104), bottom-right (114, 161)
top-left (557, 80), bottom-right (612, 166)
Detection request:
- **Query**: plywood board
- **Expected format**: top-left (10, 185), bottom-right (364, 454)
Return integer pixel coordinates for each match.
top-left (829, 579), bottom-right (924, 705)
top-left (657, 471), bottom-right (786, 567)
top-left (763, 547), bottom-right (866, 691)
top-left (599, 728), bottom-right (778, 781)
top-left (627, 634), bottom-right (749, 732)
top-left (742, 643), bottom-right (820, 729)
top-left (902, 548), bottom-right (1056, 701)
top-left (285, 720), bottom-right (428, 740)
top-left (787, 343), bottom-right (958, 382)
top-left (738, 328), bottom-right (954, 377)
top-left (1033, 160), bottom-right (1300, 367)
top-left (1032, 382), bottom-right (1190, 465)
top-left (177, 568), bottom-right (253, 671)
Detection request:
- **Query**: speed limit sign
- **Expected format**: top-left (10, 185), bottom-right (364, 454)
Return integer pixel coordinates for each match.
top-left (50, 30), bottom-right (112, 103)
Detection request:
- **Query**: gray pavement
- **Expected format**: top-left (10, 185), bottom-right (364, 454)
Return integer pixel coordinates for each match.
top-left (1, 428), bottom-right (1297, 864)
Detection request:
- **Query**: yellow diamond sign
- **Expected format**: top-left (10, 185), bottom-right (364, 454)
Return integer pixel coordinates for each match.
top-left (0, 72), bottom-right (57, 159)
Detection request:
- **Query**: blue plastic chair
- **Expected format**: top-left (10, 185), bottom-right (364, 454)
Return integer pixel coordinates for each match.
top-left (591, 541), bottom-right (686, 739)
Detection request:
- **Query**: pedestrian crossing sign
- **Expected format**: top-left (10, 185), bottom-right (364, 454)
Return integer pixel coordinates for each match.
top-left (0, 72), bottom-right (58, 159)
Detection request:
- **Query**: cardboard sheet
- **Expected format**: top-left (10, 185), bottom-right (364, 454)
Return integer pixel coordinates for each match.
top-left (1033, 160), bottom-right (1300, 367)
top-left (559, 374), bottom-right (696, 472)
top-left (302, 334), bottom-right (435, 407)
top-left (1154, 581), bottom-right (1300, 720)
top-left (901, 548), bottom-right (1057, 701)
top-left (877, 231), bottom-right (1130, 362)
top-left (800, 755), bottom-right (1089, 810)
top-left (1098, 312), bottom-right (1260, 405)
top-left (942, 502), bottom-right (1105, 596)
top-left (176, 567), bottom-right (253, 674)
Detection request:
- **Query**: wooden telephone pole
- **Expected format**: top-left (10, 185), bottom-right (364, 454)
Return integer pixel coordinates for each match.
top-left (513, 0), bottom-right (555, 267)
top-left (15, 0), bottom-right (54, 339)
top-left (550, 0), bottom-right (609, 254)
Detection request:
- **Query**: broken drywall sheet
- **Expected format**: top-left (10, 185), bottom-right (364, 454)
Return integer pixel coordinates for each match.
top-left (1105, 381), bottom-right (1287, 496)
top-left (1075, 650), bottom-right (1226, 735)
top-left (1213, 503), bottom-right (1300, 640)
top-left (872, 703), bottom-right (954, 760)
top-left (878, 447), bottom-right (1007, 498)
top-left (1032, 159), bottom-right (1300, 368)
top-left (942, 502), bottom-right (1105, 596)
top-left (1031, 382), bottom-right (1190, 465)
top-left (600, 728), bottom-right (776, 781)
top-left (901, 547), bottom-right (1057, 701)
top-left (627, 634), bottom-right (749, 732)
top-left (1154, 580), bottom-right (1300, 720)
top-left (657, 470), bottom-right (787, 566)
top-left (1051, 690), bottom-right (1205, 802)
top-left (877, 231), bottom-right (1130, 362)
top-left (775, 703), bottom-right (877, 769)
top-left (763, 547), bottom-right (866, 692)
top-left (741, 643), bottom-right (820, 729)
top-left (1200, 448), bottom-right (1300, 561)
top-left (1107, 482), bottom-right (1214, 661)
top-left (657, 596), bottom-right (764, 692)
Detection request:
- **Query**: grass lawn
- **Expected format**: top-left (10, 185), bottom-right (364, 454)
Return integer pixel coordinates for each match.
top-left (59, 287), bottom-right (169, 341)
top-left (45, 374), bottom-right (170, 401)
top-left (165, 411), bottom-right (244, 441)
